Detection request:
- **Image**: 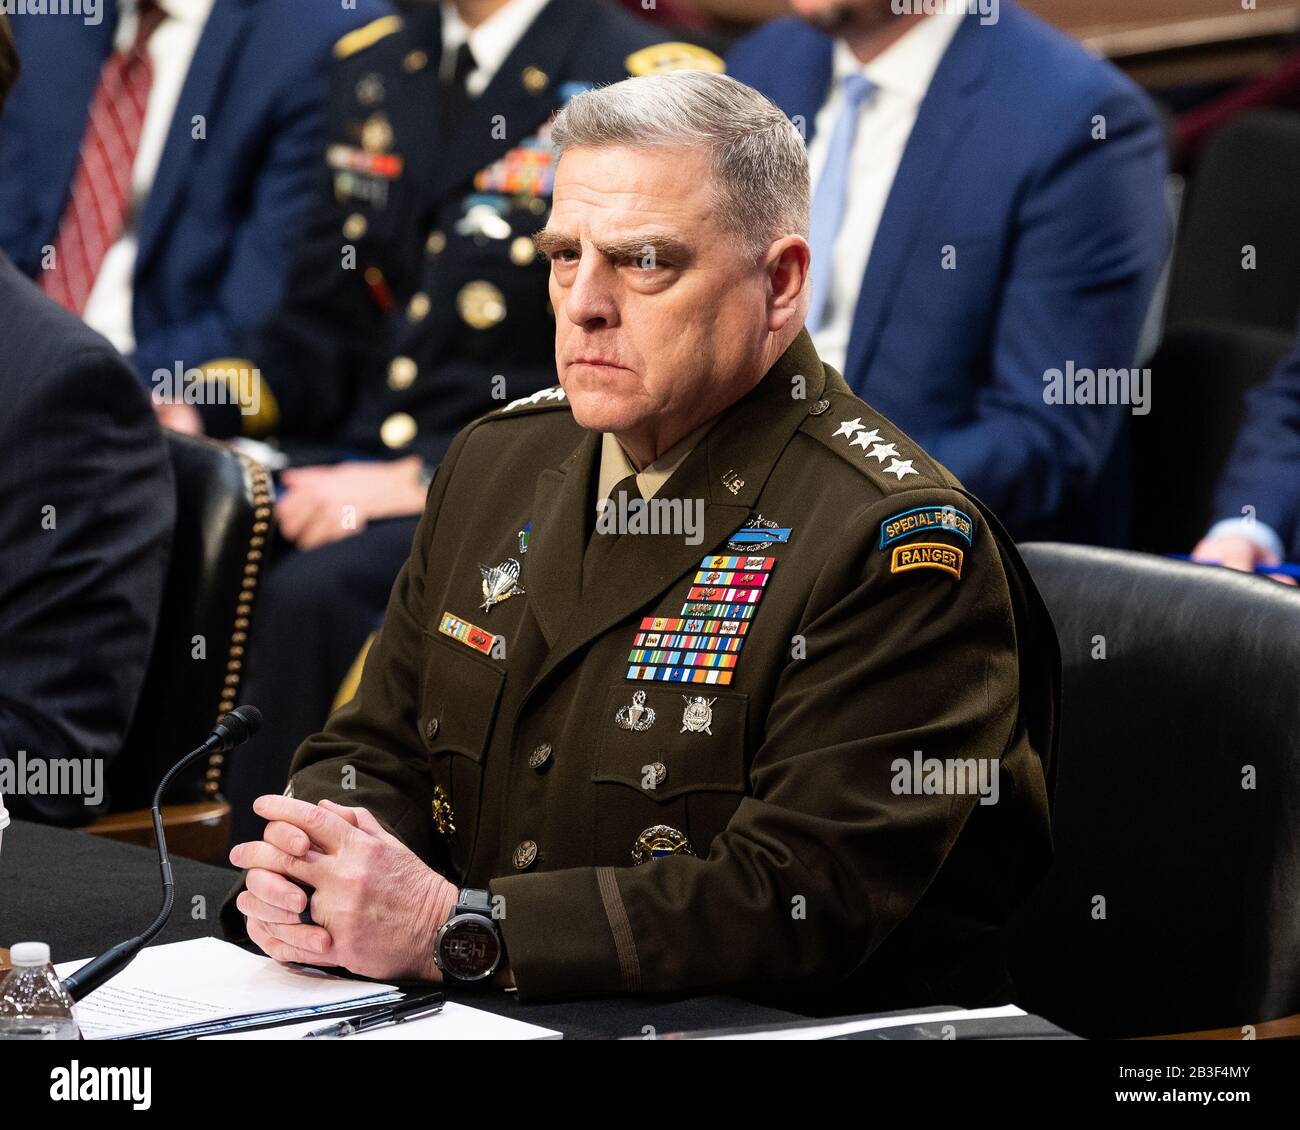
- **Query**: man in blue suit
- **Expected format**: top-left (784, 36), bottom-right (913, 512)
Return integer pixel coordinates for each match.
top-left (1193, 328), bottom-right (1300, 580)
top-left (0, 15), bottom-right (174, 827)
top-left (727, 0), bottom-right (1169, 542)
top-left (0, 0), bottom-right (386, 385)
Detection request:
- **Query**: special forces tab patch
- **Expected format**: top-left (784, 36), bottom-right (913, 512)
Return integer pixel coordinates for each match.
top-left (890, 542), bottom-right (964, 580)
top-left (879, 505), bottom-right (975, 550)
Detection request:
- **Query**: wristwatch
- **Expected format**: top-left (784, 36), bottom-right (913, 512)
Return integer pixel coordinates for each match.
top-left (433, 889), bottom-right (503, 983)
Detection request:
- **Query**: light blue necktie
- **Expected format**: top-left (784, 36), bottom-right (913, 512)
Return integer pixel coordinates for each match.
top-left (806, 73), bottom-right (877, 335)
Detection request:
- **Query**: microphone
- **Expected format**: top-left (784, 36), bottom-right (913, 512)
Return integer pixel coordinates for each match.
top-left (61, 706), bottom-right (263, 1002)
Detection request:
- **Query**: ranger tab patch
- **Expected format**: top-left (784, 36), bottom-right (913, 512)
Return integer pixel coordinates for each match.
top-left (880, 505), bottom-right (974, 550)
top-left (890, 542), bottom-right (964, 580)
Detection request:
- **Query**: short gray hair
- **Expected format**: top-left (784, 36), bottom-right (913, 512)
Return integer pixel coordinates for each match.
top-left (550, 70), bottom-right (809, 260)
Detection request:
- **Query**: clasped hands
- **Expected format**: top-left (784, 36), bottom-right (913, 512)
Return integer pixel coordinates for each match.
top-left (229, 794), bottom-right (460, 982)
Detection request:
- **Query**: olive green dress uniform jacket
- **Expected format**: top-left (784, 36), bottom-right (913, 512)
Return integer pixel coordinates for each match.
top-left (222, 331), bottom-right (1058, 1012)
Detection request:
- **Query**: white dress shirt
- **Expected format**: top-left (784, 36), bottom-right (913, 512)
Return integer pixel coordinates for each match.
top-left (804, 11), bottom-right (964, 374)
top-left (440, 0), bottom-right (551, 97)
top-left (81, 0), bottom-right (214, 355)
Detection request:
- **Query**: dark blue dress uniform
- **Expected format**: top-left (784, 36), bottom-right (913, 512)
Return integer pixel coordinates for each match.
top-left (219, 1), bottom-right (724, 845)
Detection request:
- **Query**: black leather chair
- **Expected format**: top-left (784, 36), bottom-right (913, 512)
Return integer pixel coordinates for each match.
top-left (1165, 110), bottom-right (1300, 336)
top-left (1009, 543), bottom-right (1300, 1038)
top-left (87, 433), bottom-right (273, 861)
top-left (1131, 320), bottom-right (1293, 553)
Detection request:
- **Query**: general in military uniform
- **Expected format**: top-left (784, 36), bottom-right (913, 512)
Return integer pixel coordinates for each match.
top-left (224, 72), bottom-right (1056, 1014)
top-left (186, 0), bottom-right (723, 844)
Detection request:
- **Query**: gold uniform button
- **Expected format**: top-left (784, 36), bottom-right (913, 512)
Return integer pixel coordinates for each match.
top-left (388, 356), bottom-right (417, 390)
top-left (380, 412), bottom-right (417, 449)
top-left (457, 280), bottom-right (507, 330)
top-left (521, 66), bottom-right (548, 94)
top-left (426, 230), bottom-right (447, 256)
top-left (510, 236), bottom-right (536, 267)
top-left (404, 49), bottom-right (428, 73)
top-left (407, 292), bottom-right (430, 322)
top-left (342, 212), bottom-right (367, 241)
top-left (425, 718), bottom-right (439, 741)
top-left (527, 742), bottom-right (553, 771)
top-left (361, 112), bottom-right (393, 153)
top-left (512, 840), bottom-right (538, 870)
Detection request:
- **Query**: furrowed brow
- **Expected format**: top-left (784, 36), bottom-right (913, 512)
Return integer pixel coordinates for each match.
top-left (532, 229), bottom-right (579, 256)
top-left (596, 235), bottom-right (694, 266)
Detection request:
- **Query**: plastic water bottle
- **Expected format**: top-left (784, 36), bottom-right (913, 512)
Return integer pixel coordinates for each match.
top-left (0, 942), bottom-right (80, 1039)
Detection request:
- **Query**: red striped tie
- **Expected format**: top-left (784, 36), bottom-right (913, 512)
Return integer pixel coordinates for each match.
top-left (40, 0), bottom-right (167, 315)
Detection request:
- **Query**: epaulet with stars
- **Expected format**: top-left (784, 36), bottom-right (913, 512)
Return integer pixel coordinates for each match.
top-left (488, 386), bottom-right (571, 418)
top-left (800, 395), bottom-right (951, 495)
top-left (333, 14), bottom-right (403, 61)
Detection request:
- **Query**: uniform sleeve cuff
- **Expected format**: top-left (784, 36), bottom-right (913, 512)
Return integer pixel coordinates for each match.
top-left (1205, 517), bottom-right (1285, 560)
top-left (489, 867), bottom-right (629, 1000)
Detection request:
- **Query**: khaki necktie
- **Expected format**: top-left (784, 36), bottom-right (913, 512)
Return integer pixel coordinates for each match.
top-left (583, 473), bottom-right (640, 594)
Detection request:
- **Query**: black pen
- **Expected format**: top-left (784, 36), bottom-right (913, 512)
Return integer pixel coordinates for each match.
top-left (302, 992), bottom-right (446, 1039)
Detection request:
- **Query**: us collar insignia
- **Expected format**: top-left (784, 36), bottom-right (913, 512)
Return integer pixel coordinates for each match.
top-left (479, 558), bottom-right (525, 612)
top-left (727, 514), bottom-right (791, 551)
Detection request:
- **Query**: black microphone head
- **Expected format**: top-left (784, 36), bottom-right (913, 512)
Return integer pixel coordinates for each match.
top-left (213, 705), bottom-right (263, 750)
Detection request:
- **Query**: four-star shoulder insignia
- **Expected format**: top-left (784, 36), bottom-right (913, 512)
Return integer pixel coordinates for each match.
top-left (625, 42), bottom-right (725, 77)
top-left (334, 15), bottom-right (403, 61)
top-left (805, 403), bottom-right (944, 492)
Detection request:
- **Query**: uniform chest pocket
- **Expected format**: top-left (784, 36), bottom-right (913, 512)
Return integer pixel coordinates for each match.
top-left (418, 631), bottom-right (505, 762)
top-left (595, 685), bottom-right (749, 801)
top-left (418, 631), bottom-right (505, 878)
top-left (593, 685), bottom-right (748, 865)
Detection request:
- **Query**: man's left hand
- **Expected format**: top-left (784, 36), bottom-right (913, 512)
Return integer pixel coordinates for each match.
top-left (275, 458), bottom-right (428, 551)
top-left (230, 795), bottom-right (458, 982)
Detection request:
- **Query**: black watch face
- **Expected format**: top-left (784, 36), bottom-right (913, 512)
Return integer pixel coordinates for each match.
top-left (441, 918), bottom-right (500, 980)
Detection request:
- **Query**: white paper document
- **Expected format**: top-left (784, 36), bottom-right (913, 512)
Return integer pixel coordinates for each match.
top-left (57, 937), bottom-right (558, 1041)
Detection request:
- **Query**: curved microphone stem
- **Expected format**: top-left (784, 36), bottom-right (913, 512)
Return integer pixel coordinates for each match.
top-left (61, 739), bottom-right (216, 1002)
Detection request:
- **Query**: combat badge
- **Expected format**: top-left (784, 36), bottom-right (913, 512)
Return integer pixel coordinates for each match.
top-left (632, 825), bottom-right (695, 865)
top-left (680, 695), bottom-right (716, 735)
top-left (615, 689), bottom-right (656, 732)
top-left (727, 514), bottom-right (791, 551)
top-left (480, 558), bottom-right (525, 611)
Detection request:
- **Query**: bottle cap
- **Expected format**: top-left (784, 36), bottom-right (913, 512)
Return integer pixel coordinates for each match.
top-left (8, 942), bottom-right (51, 967)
